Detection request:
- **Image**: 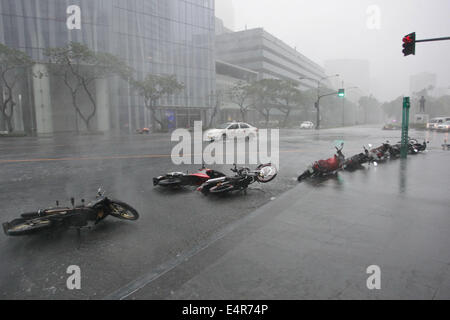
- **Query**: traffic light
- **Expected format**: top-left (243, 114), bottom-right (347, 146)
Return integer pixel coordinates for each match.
top-left (338, 89), bottom-right (345, 98)
top-left (402, 32), bottom-right (416, 56)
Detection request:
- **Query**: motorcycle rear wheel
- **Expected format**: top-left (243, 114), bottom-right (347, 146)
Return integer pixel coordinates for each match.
top-left (209, 184), bottom-right (235, 194)
top-left (158, 178), bottom-right (182, 187)
top-left (109, 201), bottom-right (140, 221)
top-left (298, 171), bottom-right (312, 182)
top-left (4, 218), bottom-right (53, 236)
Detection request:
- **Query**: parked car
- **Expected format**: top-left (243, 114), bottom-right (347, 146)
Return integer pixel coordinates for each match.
top-left (300, 121), bottom-right (315, 129)
top-left (205, 122), bottom-right (258, 142)
top-left (427, 117), bottom-right (450, 130)
top-left (437, 121), bottom-right (450, 132)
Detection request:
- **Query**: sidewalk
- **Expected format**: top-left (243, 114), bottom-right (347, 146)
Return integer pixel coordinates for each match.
top-left (129, 150), bottom-right (450, 300)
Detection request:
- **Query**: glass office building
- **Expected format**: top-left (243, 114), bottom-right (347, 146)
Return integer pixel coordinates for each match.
top-left (0, 0), bottom-right (215, 134)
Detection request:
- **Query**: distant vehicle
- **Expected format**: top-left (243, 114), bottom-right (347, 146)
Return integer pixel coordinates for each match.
top-left (300, 121), bottom-right (315, 129)
top-left (383, 120), bottom-right (401, 130)
top-left (436, 121), bottom-right (450, 132)
top-left (427, 117), bottom-right (450, 130)
top-left (205, 122), bottom-right (258, 142)
top-left (136, 128), bottom-right (150, 134)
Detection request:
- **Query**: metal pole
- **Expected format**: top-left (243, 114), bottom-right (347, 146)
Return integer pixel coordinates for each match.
top-left (401, 97), bottom-right (411, 159)
top-left (315, 101), bottom-right (320, 130)
top-left (416, 36), bottom-right (450, 43)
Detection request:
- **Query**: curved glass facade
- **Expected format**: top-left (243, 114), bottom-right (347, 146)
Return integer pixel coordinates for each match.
top-left (0, 0), bottom-right (215, 133)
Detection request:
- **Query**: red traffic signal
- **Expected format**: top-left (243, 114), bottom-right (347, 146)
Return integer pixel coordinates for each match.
top-left (402, 32), bottom-right (416, 56)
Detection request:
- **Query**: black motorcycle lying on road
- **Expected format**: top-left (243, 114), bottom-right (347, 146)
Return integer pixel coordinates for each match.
top-left (198, 164), bottom-right (278, 195)
top-left (385, 139), bottom-right (428, 159)
top-left (3, 189), bottom-right (139, 237)
top-left (343, 147), bottom-right (371, 171)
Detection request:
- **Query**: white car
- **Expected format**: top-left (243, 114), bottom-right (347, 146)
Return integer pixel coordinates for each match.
top-left (427, 117), bottom-right (450, 130)
top-left (205, 122), bottom-right (258, 141)
top-left (437, 121), bottom-right (450, 132)
top-left (300, 121), bottom-right (315, 129)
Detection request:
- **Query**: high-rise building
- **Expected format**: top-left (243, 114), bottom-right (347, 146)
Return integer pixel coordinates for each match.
top-left (0, 0), bottom-right (216, 134)
top-left (215, 0), bottom-right (235, 31)
top-left (410, 72), bottom-right (437, 95)
top-left (324, 59), bottom-right (370, 103)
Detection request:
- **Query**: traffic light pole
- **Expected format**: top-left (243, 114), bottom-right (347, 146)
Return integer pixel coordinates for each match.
top-left (416, 36), bottom-right (450, 43)
top-left (403, 33), bottom-right (450, 56)
top-left (315, 91), bottom-right (339, 130)
top-left (401, 97), bottom-right (411, 159)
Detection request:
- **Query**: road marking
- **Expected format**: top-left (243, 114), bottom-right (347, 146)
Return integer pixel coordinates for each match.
top-left (0, 149), bottom-right (315, 164)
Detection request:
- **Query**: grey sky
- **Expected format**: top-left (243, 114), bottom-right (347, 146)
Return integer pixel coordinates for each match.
top-left (218, 0), bottom-right (450, 101)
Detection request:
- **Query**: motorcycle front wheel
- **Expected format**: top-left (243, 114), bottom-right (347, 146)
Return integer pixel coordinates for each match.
top-left (256, 164), bottom-right (278, 183)
top-left (109, 201), bottom-right (140, 221)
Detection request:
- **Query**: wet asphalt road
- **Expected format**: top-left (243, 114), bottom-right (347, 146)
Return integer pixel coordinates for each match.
top-left (0, 126), bottom-right (447, 299)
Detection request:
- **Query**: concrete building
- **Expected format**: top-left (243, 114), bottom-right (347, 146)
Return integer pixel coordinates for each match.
top-left (215, 17), bottom-right (233, 36)
top-left (410, 72), bottom-right (437, 95)
top-left (215, 60), bottom-right (258, 124)
top-left (0, 0), bottom-right (215, 135)
top-left (216, 28), bottom-right (327, 90)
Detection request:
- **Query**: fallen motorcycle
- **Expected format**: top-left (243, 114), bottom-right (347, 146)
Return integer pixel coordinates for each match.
top-left (408, 139), bottom-right (428, 154)
top-left (343, 147), bottom-right (371, 171)
top-left (366, 142), bottom-right (393, 163)
top-left (198, 163), bottom-right (278, 195)
top-left (298, 143), bottom-right (345, 182)
top-left (3, 188), bottom-right (139, 237)
top-left (153, 165), bottom-right (226, 188)
top-left (388, 139), bottom-right (428, 159)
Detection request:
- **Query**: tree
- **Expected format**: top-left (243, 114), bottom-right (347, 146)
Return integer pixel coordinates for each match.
top-left (208, 90), bottom-right (224, 128)
top-left (274, 80), bottom-right (303, 127)
top-left (131, 74), bottom-right (184, 132)
top-left (0, 43), bottom-right (34, 133)
top-left (251, 79), bottom-right (280, 127)
top-left (229, 81), bottom-right (253, 122)
top-left (44, 42), bottom-right (132, 131)
top-left (359, 95), bottom-right (381, 123)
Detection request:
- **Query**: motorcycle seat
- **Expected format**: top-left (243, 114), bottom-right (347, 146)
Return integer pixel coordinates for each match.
top-left (317, 156), bottom-right (340, 171)
top-left (191, 173), bottom-right (210, 179)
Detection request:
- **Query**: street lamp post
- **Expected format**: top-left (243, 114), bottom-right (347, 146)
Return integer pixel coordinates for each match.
top-left (341, 85), bottom-right (359, 127)
top-left (299, 74), bottom-right (340, 130)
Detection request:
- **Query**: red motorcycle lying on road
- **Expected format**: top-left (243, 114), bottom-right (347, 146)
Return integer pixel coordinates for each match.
top-left (298, 144), bottom-right (346, 182)
top-left (153, 165), bottom-right (226, 188)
